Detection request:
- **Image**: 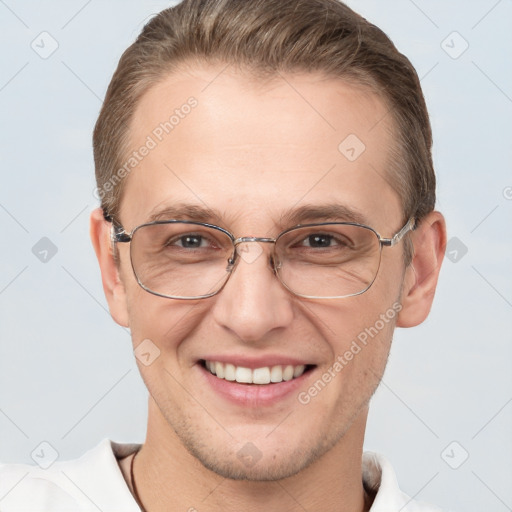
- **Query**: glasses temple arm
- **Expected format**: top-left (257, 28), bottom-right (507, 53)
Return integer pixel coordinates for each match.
top-left (109, 222), bottom-right (131, 243)
top-left (380, 217), bottom-right (416, 247)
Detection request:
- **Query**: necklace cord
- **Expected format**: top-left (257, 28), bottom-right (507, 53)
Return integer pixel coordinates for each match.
top-left (130, 449), bottom-right (147, 512)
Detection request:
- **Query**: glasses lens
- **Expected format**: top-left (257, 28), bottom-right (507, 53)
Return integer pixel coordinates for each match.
top-left (130, 222), bottom-right (234, 299)
top-left (275, 224), bottom-right (381, 298)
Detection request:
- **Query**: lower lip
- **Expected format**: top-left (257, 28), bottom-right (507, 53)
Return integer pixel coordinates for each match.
top-left (197, 363), bottom-right (313, 407)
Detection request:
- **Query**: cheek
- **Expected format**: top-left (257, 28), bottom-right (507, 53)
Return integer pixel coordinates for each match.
top-left (328, 302), bottom-right (396, 380)
top-left (125, 295), bottom-right (209, 404)
top-left (302, 260), bottom-right (404, 390)
top-left (123, 279), bottom-right (214, 373)
top-left (127, 293), bottom-right (197, 345)
top-left (307, 267), bottom-right (403, 354)
top-left (341, 262), bottom-right (404, 379)
top-left (117, 250), bottom-right (178, 346)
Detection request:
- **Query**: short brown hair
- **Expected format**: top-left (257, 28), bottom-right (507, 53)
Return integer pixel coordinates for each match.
top-left (93, 0), bottom-right (435, 228)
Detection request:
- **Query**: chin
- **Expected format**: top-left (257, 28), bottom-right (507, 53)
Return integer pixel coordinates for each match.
top-left (173, 418), bottom-right (344, 482)
top-left (186, 441), bottom-right (325, 481)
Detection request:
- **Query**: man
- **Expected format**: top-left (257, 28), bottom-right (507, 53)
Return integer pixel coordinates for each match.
top-left (0, 0), bottom-right (446, 510)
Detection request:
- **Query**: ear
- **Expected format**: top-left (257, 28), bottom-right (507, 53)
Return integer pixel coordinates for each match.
top-left (90, 208), bottom-right (130, 327)
top-left (396, 211), bottom-right (447, 328)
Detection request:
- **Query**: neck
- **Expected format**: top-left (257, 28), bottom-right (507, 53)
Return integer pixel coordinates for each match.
top-left (132, 398), bottom-right (371, 512)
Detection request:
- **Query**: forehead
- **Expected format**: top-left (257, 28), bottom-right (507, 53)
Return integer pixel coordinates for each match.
top-left (120, 65), bottom-right (401, 232)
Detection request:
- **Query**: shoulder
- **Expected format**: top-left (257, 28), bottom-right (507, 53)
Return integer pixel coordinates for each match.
top-left (0, 439), bottom-right (141, 512)
top-left (363, 451), bottom-right (444, 512)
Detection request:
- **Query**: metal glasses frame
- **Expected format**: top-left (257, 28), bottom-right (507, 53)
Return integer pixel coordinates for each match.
top-left (109, 217), bottom-right (416, 300)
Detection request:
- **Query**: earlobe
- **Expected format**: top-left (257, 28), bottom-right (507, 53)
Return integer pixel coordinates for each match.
top-left (90, 208), bottom-right (130, 327)
top-left (396, 211), bottom-right (447, 328)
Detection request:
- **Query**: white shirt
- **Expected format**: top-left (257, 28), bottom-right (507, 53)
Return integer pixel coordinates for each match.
top-left (0, 439), bottom-right (442, 511)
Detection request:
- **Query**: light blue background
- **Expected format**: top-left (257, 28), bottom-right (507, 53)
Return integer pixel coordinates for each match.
top-left (0, 1), bottom-right (511, 511)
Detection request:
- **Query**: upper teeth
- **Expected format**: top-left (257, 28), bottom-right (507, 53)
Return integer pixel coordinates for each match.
top-left (204, 360), bottom-right (306, 384)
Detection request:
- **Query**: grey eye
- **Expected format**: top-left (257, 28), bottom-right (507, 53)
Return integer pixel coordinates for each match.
top-left (178, 235), bottom-right (204, 248)
top-left (305, 234), bottom-right (334, 248)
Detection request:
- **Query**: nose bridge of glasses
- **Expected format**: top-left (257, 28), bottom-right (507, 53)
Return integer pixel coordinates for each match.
top-left (231, 237), bottom-right (277, 268)
top-left (234, 237), bottom-right (276, 245)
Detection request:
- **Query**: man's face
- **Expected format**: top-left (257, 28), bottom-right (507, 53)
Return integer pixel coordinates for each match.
top-left (114, 66), bottom-right (408, 480)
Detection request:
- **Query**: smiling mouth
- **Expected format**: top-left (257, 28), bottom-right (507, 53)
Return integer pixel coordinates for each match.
top-left (201, 360), bottom-right (314, 385)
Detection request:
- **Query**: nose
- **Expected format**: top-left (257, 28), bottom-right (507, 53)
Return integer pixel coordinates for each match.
top-left (211, 241), bottom-right (294, 343)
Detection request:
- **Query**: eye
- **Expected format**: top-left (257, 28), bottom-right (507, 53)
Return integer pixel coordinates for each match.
top-left (162, 229), bottom-right (230, 252)
top-left (303, 234), bottom-right (337, 248)
top-left (299, 233), bottom-right (349, 249)
top-left (174, 234), bottom-right (209, 249)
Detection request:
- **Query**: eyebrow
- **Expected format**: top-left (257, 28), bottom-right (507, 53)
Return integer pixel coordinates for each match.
top-left (147, 204), bottom-right (221, 224)
top-left (278, 204), bottom-right (369, 227)
top-left (146, 203), bottom-right (369, 228)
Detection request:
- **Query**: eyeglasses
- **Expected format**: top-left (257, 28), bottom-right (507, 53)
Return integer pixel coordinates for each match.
top-left (109, 217), bottom-right (415, 300)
